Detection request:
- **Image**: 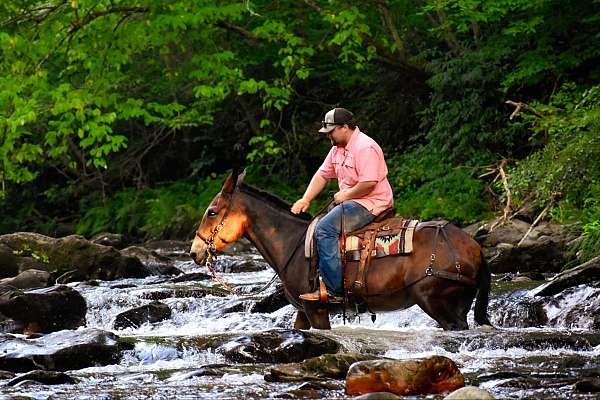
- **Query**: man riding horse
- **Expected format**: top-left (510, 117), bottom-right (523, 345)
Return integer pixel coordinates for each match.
top-left (291, 107), bottom-right (394, 302)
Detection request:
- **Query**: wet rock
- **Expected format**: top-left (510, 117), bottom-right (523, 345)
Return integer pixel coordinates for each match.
top-left (345, 356), bottom-right (464, 396)
top-left (0, 285), bottom-right (86, 333)
top-left (0, 232), bottom-right (149, 281)
top-left (266, 353), bottom-right (374, 382)
top-left (250, 285), bottom-right (289, 313)
top-left (475, 219), bottom-right (573, 273)
top-left (223, 302), bottom-right (246, 313)
top-left (0, 243), bottom-right (46, 278)
top-left (170, 272), bottom-right (212, 283)
top-left (7, 370), bottom-right (77, 386)
top-left (297, 381), bottom-right (344, 391)
top-left (0, 269), bottom-right (52, 290)
top-left (444, 386), bottom-right (495, 399)
top-left (220, 329), bottom-right (339, 363)
top-left (575, 378), bottom-right (600, 393)
top-left (0, 317), bottom-right (26, 334)
top-left (0, 370), bottom-right (15, 380)
top-left (0, 328), bottom-right (123, 372)
top-left (113, 301), bottom-right (172, 329)
top-left (90, 233), bottom-right (127, 249)
top-left (541, 284), bottom-right (600, 329)
top-left (492, 295), bottom-right (548, 328)
top-left (531, 256), bottom-right (600, 297)
top-left (216, 259), bottom-right (266, 273)
top-left (170, 364), bottom-right (231, 380)
top-left (120, 246), bottom-right (182, 276)
top-left (142, 240), bottom-right (190, 258)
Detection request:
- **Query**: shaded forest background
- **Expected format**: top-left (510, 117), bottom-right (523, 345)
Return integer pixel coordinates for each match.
top-left (1, 0), bottom-right (599, 262)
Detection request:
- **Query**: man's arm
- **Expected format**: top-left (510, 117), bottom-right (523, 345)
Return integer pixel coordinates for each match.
top-left (333, 181), bottom-right (377, 204)
top-left (291, 173), bottom-right (328, 214)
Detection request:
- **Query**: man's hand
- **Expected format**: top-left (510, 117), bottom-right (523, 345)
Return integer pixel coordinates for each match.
top-left (333, 190), bottom-right (351, 204)
top-left (291, 198), bottom-right (310, 214)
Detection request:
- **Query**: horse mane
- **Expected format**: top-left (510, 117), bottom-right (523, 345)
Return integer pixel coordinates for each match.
top-left (239, 183), bottom-right (312, 221)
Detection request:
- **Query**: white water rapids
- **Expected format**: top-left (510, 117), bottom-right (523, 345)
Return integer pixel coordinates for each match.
top-left (1, 248), bottom-right (599, 399)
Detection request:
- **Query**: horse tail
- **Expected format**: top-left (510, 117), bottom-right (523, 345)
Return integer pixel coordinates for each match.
top-left (473, 252), bottom-right (492, 326)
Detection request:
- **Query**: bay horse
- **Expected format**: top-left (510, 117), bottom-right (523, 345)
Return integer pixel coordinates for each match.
top-left (190, 171), bottom-right (492, 330)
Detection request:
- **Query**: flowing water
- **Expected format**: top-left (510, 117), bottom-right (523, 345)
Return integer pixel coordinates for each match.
top-left (1, 247), bottom-right (599, 399)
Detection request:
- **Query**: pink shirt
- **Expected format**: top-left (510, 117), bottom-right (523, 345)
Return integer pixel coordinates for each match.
top-left (317, 128), bottom-right (393, 215)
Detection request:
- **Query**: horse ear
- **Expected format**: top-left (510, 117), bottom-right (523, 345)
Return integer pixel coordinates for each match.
top-left (237, 169), bottom-right (247, 185)
top-left (222, 172), bottom-right (237, 194)
top-left (222, 165), bottom-right (243, 194)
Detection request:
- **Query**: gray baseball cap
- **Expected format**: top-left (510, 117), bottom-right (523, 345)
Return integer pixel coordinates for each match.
top-left (319, 108), bottom-right (354, 133)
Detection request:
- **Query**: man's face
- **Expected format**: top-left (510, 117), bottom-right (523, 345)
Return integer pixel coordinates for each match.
top-left (327, 125), bottom-right (347, 147)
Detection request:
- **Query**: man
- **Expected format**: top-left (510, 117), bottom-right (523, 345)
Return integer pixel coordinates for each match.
top-left (291, 107), bottom-right (394, 301)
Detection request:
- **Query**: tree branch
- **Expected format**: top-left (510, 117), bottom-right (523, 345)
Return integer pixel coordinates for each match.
top-left (505, 100), bottom-right (543, 119)
top-left (376, 0), bottom-right (409, 60)
top-left (216, 21), bottom-right (260, 43)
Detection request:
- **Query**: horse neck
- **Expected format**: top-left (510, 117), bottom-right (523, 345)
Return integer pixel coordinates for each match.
top-left (241, 193), bottom-right (310, 278)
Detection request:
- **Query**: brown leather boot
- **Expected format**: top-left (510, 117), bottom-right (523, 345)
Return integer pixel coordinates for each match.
top-left (299, 280), bottom-right (343, 303)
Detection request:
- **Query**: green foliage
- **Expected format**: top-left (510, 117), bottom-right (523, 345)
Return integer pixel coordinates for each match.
top-left (508, 84), bottom-right (600, 209)
top-left (388, 147), bottom-right (491, 224)
top-left (1, 0), bottom-right (599, 252)
top-left (508, 84), bottom-right (600, 261)
top-left (76, 175), bottom-right (225, 240)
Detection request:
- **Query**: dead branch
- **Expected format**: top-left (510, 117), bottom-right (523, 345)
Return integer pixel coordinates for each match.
top-left (486, 159), bottom-right (513, 231)
top-left (498, 160), bottom-right (511, 221)
top-left (517, 203), bottom-right (551, 247)
top-left (505, 100), bottom-right (543, 120)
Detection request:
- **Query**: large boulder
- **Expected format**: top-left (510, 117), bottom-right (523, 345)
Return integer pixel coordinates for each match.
top-left (345, 356), bottom-right (464, 396)
top-left (470, 219), bottom-right (574, 273)
top-left (0, 232), bottom-right (149, 281)
top-left (219, 329), bottom-right (340, 363)
top-left (0, 328), bottom-right (124, 372)
top-left (0, 285), bottom-right (86, 333)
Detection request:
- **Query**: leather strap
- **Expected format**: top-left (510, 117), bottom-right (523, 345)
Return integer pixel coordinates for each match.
top-left (353, 230), bottom-right (377, 293)
top-left (319, 279), bottom-right (328, 303)
top-left (428, 268), bottom-right (477, 286)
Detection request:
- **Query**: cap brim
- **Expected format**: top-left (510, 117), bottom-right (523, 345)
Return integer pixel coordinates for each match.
top-left (318, 126), bottom-right (335, 133)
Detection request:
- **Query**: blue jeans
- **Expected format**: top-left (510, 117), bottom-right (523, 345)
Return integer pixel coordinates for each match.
top-left (315, 201), bottom-right (375, 296)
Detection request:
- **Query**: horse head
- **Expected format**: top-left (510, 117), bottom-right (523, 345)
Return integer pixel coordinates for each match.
top-left (189, 169), bottom-right (248, 265)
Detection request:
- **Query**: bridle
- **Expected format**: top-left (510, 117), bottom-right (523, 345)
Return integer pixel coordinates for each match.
top-left (195, 192), bottom-right (237, 294)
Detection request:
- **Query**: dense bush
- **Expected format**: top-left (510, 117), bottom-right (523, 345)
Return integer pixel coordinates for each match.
top-left (76, 176), bottom-right (225, 240)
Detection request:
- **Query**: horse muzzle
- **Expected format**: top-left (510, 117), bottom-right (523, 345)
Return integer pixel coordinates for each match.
top-left (189, 237), bottom-right (209, 265)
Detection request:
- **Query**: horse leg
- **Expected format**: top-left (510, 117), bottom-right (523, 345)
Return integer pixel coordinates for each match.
top-left (293, 309), bottom-right (311, 329)
top-left (302, 301), bottom-right (331, 330)
top-left (414, 286), bottom-right (473, 331)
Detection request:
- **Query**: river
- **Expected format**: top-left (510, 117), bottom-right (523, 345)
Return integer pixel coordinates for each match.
top-left (1, 246), bottom-right (599, 399)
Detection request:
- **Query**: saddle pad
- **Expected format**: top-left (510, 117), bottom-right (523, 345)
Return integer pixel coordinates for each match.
top-left (345, 219), bottom-right (419, 257)
top-left (304, 216), bottom-right (321, 258)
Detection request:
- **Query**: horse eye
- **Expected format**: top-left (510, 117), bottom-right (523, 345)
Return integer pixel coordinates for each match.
top-left (207, 210), bottom-right (218, 217)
